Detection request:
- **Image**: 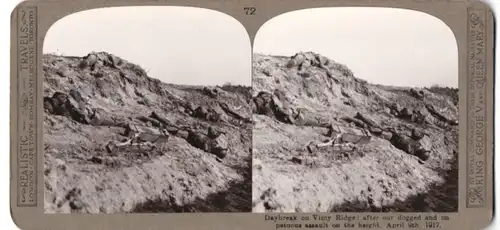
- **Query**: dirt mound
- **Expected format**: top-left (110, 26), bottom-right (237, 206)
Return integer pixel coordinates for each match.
top-left (43, 52), bottom-right (252, 213)
top-left (251, 52), bottom-right (458, 212)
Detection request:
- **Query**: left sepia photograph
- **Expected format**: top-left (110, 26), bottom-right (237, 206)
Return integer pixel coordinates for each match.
top-left (42, 6), bottom-right (253, 213)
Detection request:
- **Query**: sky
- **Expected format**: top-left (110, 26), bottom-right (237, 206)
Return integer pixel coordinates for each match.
top-left (254, 7), bottom-right (458, 88)
top-left (43, 6), bottom-right (252, 86)
top-left (44, 6), bottom-right (458, 88)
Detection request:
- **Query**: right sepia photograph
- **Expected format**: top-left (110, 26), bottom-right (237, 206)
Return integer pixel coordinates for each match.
top-left (251, 7), bottom-right (459, 213)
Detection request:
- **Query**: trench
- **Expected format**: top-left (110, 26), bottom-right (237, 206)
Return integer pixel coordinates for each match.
top-left (328, 154), bottom-right (458, 212)
top-left (131, 156), bottom-right (253, 213)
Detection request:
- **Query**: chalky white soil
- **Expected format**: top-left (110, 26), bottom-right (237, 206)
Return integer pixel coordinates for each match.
top-left (43, 52), bottom-right (252, 213)
top-left (251, 52), bottom-right (458, 213)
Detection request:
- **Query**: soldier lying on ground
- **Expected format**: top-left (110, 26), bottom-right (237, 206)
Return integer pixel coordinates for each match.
top-left (342, 112), bottom-right (386, 136)
top-left (105, 118), bottom-right (230, 160)
top-left (202, 87), bottom-right (219, 98)
top-left (124, 111), bottom-right (231, 160)
top-left (252, 90), bottom-right (295, 124)
top-left (411, 128), bottom-right (429, 141)
top-left (271, 89), bottom-right (296, 124)
top-left (409, 88), bottom-right (425, 100)
top-left (44, 91), bottom-right (89, 124)
top-left (252, 91), bottom-right (375, 131)
top-left (392, 106), bottom-right (426, 125)
top-left (185, 127), bottom-right (229, 160)
top-left (182, 101), bottom-right (196, 116)
top-left (307, 127), bottom-right (372, 154)
top-left (88, 108), bottom-right (131, 128)
top-left (252, 91), bottom-right (273, 116)
top-left (291, 108), bottom-right (331, 128)
top-left (105, 124), bottom-right (170, 154)
top-left (354, 112), bottom-right (380, 129)
top-left (340, 116), bottom-right (367, 129)
top-left (425, 104), bottom-right (458, 126)
top-left (386, 127), bottom-right (430, 161)
top-left (44, 90), bottom-right (134, 128)
top-left (218, 101), bottom-right (252, 124)
top-left (307, 125), bottom-right (431, 162)
top-left (193, 105), bottom-right (223, 122)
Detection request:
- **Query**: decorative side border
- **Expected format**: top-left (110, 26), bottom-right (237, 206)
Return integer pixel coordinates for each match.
top-left (465, 7), bottom-right (487, 209)
top-left (16, 6), bottom-right (38, 207)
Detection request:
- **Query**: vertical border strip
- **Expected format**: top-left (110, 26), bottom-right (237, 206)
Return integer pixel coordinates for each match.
top-left (17, 6), bottom-right (38, 207)
top-left (16, 4), bottom-right (19, 208)
top-left (466, 7), bottom-right (487, 208)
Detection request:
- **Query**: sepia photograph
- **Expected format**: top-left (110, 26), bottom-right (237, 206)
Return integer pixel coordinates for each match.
top-left (42, 6), bottom-right (253, 213)
top-left (251, 7), bottom-right (459, 213)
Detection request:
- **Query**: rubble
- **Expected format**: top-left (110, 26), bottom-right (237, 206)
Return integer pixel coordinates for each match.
top-left (252, 90), bottom-right (295, 124)
top-left (425, 104), bottom-right (458, 126)
top-left (252, 52), bottom-right (458, 213)
top-left (44, 92), bottom-right (89, 124)
top-left (43, 52), bottom-right (252, 213)
top-left (409, 88), bottom-right (425, 100)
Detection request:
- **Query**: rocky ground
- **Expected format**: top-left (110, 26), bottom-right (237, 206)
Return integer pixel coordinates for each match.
top-left (251, 52), bottom-right (458, 213)
top-left (43, 52), bottom-right (252, 213)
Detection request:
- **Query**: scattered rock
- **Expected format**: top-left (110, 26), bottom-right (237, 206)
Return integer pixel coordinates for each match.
top-left (411, 128), bottom-right (425, 141)
top-left (291, 157), bottom-right (303, 164)
top-left (306, 141), bottom-right (318, 153)
top-left (209, 134), bottom-right (229, 159)
top-left (298, 72), bottom-right (311, 78)
top-left (381, 131), bottom-right (393, 140)
top-left (203, 87), bottom-right (218, 98)
top-left (193, 106), bottom-right (222, 122)
top-left (399, 108), bottom-right (413, 119)
top-left (425, 104), bottom-right (457, 126)
top-left (207, 126), bottom-right (221, 139)
top-left (177, 130), bottom-right (189, 139)
top-left (137, 115), bottom-right (162, 128)
top-left (184, 101), bottom-right (196, 115)
top-left (354, 112), bottom-right (380, 129)
top-left (218, 102), bottom-right (252, 124)
top-left (389, 129), bottom-right (430, 161)
top-left (89, 156), bottom-right (103, 164)
top-left (137, 97), bottom-right (153, 106)
top-left (414, 149), bottom-right (431, 161)
top-left (341, 89), bottom-right (350, 98)
top-left (369, 127), bottom-right (383, 136)
top-left (69, 199), bottom-right (85, 211)
top-left (340, 116), bottom-right (366, 128)
top-left (409, 88), bottom-right (425, 99)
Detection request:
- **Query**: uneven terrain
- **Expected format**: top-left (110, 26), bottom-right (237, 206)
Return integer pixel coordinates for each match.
top-left (251, 52), bottom-right (458, 213)
top-left (43, 52), bottom-right (252, 213)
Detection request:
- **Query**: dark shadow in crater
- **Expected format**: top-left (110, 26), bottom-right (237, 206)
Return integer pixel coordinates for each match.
top-left (329, 154), bottom-right (458, 213)
top-left (131, 156), bottom-right (252, 213)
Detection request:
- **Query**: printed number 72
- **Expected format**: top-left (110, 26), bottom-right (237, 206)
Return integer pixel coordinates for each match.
top-left (244, 7), bottom-right (256, 15)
